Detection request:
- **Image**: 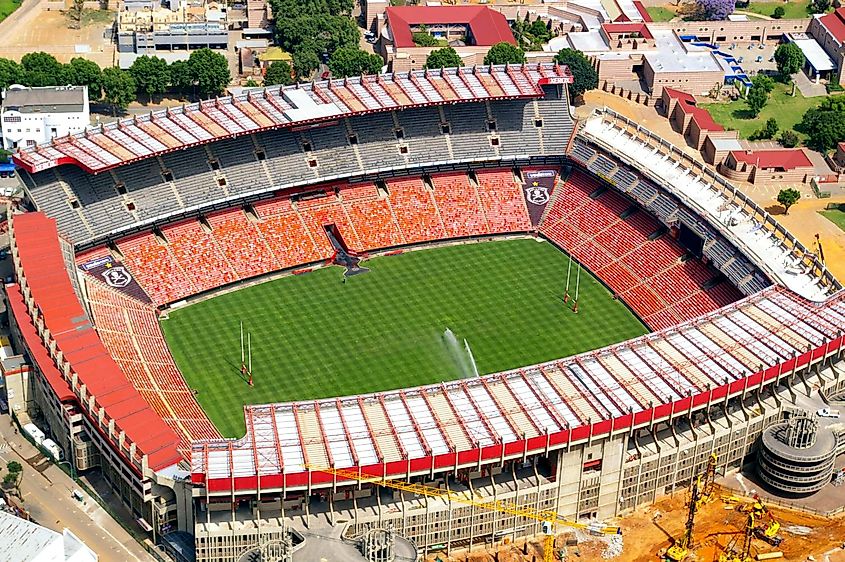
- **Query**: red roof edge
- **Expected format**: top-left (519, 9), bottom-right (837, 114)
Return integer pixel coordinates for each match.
top-left (6, 284), bottom-right (75, 402)
top-left (729, 149), bottom-right (814, 170)
top-left (633, 1), bottom-right (652, 22)
top-left (12, 212), bottom-right (183, 471)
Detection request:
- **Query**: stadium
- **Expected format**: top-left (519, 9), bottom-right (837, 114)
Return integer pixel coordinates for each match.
top-left (4, 63), bottom-right (845, 562)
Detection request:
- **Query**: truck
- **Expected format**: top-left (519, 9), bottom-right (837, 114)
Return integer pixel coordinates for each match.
top-left (41, 438), bottom-right (63, 460)
top-left (22, 423), bottom-right (45, 445)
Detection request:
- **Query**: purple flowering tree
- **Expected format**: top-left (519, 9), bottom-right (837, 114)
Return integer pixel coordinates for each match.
top-left (698, 0), bottom-right (735, 20)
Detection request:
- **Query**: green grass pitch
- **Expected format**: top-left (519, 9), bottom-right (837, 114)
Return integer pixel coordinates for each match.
top-left (161, 238), bottom-right (648, 437)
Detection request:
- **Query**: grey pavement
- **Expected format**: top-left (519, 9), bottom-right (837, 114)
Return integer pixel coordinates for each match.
top-left (0, 416), bottom-right (157, 562)
top-left (793, 71), bottom-right (828, 97)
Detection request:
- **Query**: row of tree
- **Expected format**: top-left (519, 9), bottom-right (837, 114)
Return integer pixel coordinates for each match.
top-left (422, 43), bottom-right (598, 99)
top-left (0, 50), bottom-right (231, 112)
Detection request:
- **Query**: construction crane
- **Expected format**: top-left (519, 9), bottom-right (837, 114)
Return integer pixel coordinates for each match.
top-left (696, 453), bottom-right (718, 509)
top-left (304, 464), bottom-right (621, 562)
top-left (738, 496), bottom-right (783, 547)
top-left (719, 513), bottom-right (755, 562)
top-left (665, 475), bottom-right (703, 562)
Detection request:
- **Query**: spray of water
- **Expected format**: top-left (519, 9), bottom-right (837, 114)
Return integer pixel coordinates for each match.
top-left (442, 328), bottom-right (479, 379)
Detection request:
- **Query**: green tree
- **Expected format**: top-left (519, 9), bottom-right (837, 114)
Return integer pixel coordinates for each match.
top-left (188, 48), bottom-right (231, 98)
top-left (553, 48), bottom-right (598, 99)
top-left (292, 47), bottom-right (321, 79)
top-left (21, 52), bottom-right (63, 87)
top-left (799, 97), bottom-right (845, 150)
top-left (129, 55), bottom-right (171, 100)
top-left (3, 460), bottom-right (22, 495)
top-left (101, 67), bottom-right (136, 115)
top-left (772, 5), bottom-right (785, 18)
top-left (424, 47), bottom-right (463, 69)
top-left (811, 0), bottom-right (831, 13)
top-left (779, 129), bottom-right (799, 148)
top-left (264, 61), bottom-right (294, 85)
top-left (66, 57), bottom-right (102, 100)
top-left (0, 58), bottom-right (24, 89)
top-left (412, 31), bottom-right (441, 47)
top-left (169, 60), bottom-right (193, 96)
top-left (745, 83), bottom-right (769, 117)
top-left (527, 19), bottom-right (552, 43)
top-left (777, 187), bottom-right (801, 215)
top-left (484, 42), bottom-right (526, 65)
top-left (752, 117), bottom-right (779, 140)
top-left (774, 42), bottom-right (805, 78)
top-left (752, 73), bottom-right (774, 93)
top-left (328, 47), bottom-right (382, 77)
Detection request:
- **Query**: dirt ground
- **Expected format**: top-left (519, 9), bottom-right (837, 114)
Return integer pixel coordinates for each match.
top-left (427, 491), bottom-right (845, 562)
top-left (0, 0), bottom-right (115, 67)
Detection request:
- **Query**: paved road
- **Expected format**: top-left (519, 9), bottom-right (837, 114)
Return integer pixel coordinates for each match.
top-left (0, 416), bottom-right (156, 562)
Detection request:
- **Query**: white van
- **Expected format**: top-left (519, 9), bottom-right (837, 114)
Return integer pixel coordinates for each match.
top-left (41, 438), bottom-right (63, 460)
top-left (22, 423), bottom-right (45, 445)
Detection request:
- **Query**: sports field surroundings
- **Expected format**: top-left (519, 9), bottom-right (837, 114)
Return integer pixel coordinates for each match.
top-left (162, 238), bottom-right (648, 437)
top-left (820, 207), bottom-right (845, 232)
top-left (0, 0), bottom-right (21, 23)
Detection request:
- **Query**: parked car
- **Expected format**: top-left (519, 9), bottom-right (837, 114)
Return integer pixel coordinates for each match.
top-left (817, 407), bottom-right (841, 418)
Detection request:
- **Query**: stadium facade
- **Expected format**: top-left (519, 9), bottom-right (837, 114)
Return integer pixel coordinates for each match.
top-left (5, 64), bottom-right (845, 561)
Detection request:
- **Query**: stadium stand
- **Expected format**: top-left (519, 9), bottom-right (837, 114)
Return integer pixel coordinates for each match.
top-left (107, 171), bottom-right (532, 305)
top-left (83, 276), bottom-right (220, 452)
top-left (16, 66), bottom-right (574, 250)
top-left (541, 169), bottom-right (740, 329)
top-left (475, 170), bottom-right (532, 232)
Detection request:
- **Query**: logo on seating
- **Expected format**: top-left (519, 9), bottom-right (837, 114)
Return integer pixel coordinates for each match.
top-left (525, 182), bottom-right (550, 206)
top-left (102, 266), bottom-right (132, 288)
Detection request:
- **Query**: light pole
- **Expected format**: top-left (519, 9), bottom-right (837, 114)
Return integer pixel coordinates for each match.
top-left (58, 459), bottom-right (76, 481)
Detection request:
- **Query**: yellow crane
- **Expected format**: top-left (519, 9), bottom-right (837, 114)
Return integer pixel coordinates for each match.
top-left (304, 464), bottom-right (621, 562)
top-left (719, 513), bottom-right (755, 562)
top-left (666, 475), bottom-right (703, 562)
top-left (697, 453), bottom-right (718, 509)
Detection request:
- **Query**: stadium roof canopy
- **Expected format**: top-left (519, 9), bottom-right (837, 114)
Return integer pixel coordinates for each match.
top-left (11, 212), bottom-right (183, 472)
top-left (191, 286), bottom-right (845, 492)
top-left (12, 64), bottom-right (572, 175)
top-left (385, 6), bottom-right (515, 48)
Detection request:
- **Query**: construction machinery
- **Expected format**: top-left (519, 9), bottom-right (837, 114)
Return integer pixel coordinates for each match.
top-left (697, 453), bottom-right (718, 508)
top-left (719, 513), bottom-right (755, 562)
top-left (665, 475), bottom-right (703, 562)
top-left (304, 464), bottom-right (621, 562)
top-left (738, 496), bottom-right (783, 547)
top-left (664, 455), bottom-right (718, 561)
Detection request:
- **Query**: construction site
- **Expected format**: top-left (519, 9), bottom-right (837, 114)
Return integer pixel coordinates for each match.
top-left (422, 453), bottom-right (845, 562)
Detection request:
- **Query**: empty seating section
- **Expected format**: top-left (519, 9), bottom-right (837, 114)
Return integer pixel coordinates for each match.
top-left (475, 170), bottom-right (532, 232)
top-left (430, 173), bottom-right (487, 238)
top-left (541, 169), bottom-right (741, 330)
top-left (297, 194), bottom-right (360, 253)
top-left (253, 198), bottom-right (328, 268)
top-left (112, 171), bottom-right (530, 304)
top-left (207, 210), bottom-right (279, 278)
top-left (342, 186), bottom-right (405, 249)
top-left (117, 233), bottom-right (193, 304)
top-left (387, 178), bottom-right (445, 244)
top-left (162, 221), bottom-right (238, 294)
top-left (83, 278), bottom-right (219, 452)
top-left (210, 138), bottom-right (261, 191)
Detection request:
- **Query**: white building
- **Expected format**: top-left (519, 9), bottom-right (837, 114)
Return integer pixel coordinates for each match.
top-left (1, 85), bottom-right (89, 151)
top-left (0, 511), bottom-right (98, 562)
